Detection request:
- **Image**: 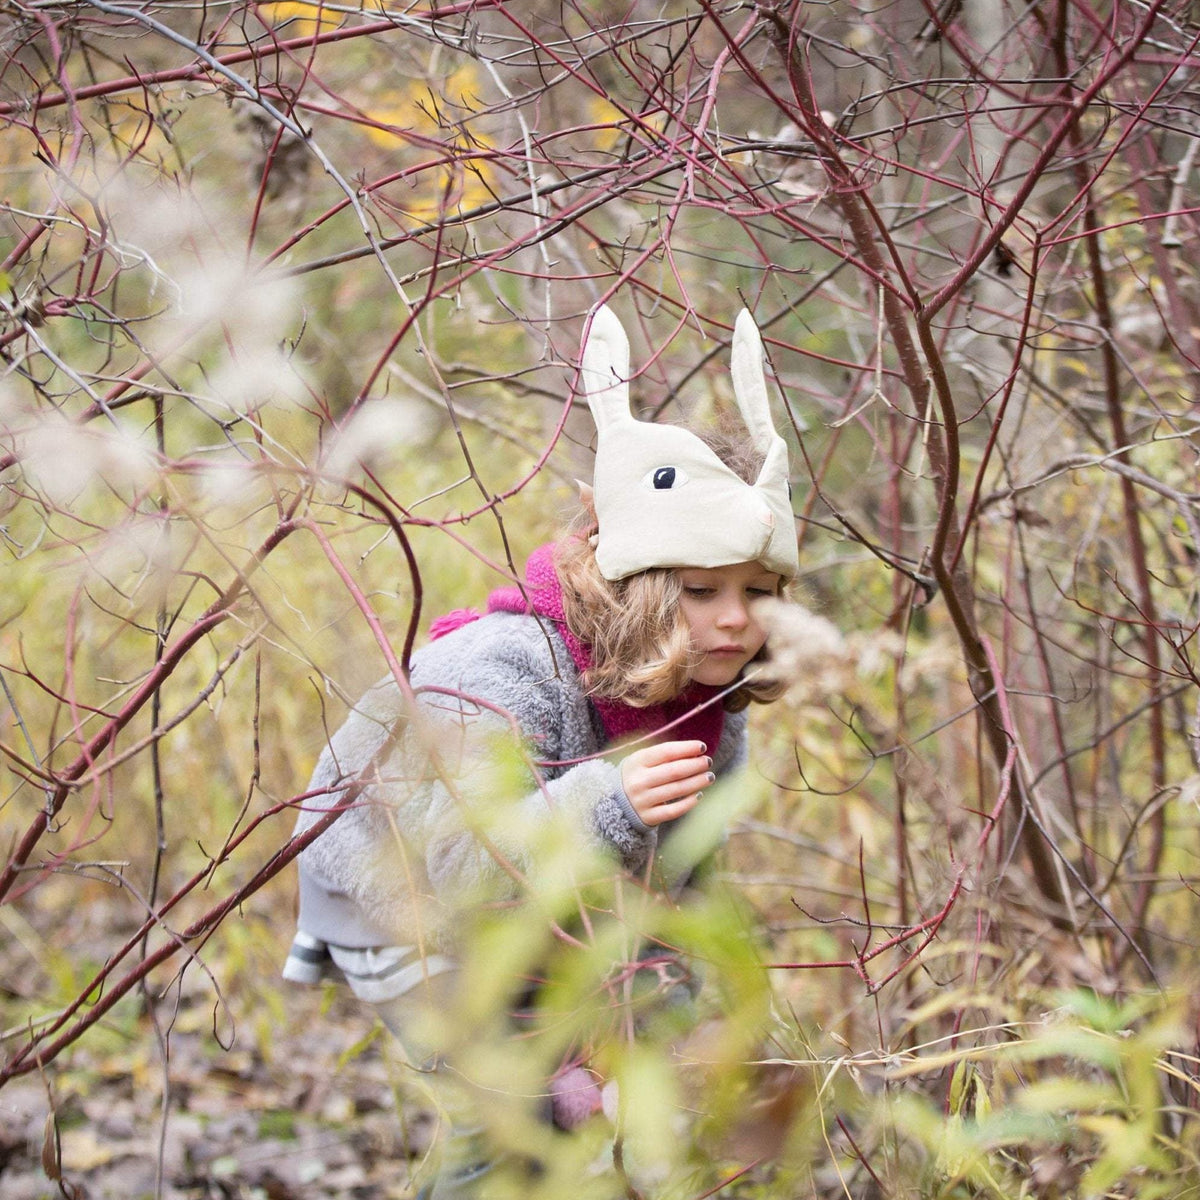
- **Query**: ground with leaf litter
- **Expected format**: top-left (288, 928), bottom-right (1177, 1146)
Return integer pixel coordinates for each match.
top-left (0, 966), bottom-right (437, 1200)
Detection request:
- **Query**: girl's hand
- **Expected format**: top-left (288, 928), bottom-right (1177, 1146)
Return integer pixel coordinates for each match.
top-left (619, 740), bottom-right (714, 828)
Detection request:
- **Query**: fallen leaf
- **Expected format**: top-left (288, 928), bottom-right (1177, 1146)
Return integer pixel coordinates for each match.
top-left (59, 1127), bottom-right (117, 1171)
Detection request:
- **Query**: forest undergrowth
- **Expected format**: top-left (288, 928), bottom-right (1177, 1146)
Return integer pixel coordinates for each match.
top-left (2, 1), bottom-right (1200, 1197)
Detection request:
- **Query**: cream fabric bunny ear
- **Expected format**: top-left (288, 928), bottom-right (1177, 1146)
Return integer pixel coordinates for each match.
top-left (730, 308), bottom-right (779, 456)
top-left (579, 304), bottom-right (632, 430)
top-left (580, 302), bottom-right (799, 582)
top-left (729, 308), bottom-right (799, 581)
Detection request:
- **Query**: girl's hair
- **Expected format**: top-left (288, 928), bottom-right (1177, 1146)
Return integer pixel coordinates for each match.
top-left (557, 420), bottom-right (788, 712)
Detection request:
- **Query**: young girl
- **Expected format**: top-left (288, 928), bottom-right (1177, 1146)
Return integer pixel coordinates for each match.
top-left (284, 305), bottom-right (799, 1197)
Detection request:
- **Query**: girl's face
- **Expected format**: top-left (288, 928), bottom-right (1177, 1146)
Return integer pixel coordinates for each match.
top-left (677, 561), bottom-right (781, 687)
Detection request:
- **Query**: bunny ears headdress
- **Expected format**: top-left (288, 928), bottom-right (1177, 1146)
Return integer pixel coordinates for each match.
top-left (579, 305), bottom-right (799, 582)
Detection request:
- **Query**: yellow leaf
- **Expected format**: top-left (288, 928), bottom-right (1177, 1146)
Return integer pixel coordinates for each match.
top-left (948, 1058), bottom-right (969, 1114)
top-left (588, 97), bottom-right (628, 152)
top-left (59, 1127), bottom-right (116, 1171)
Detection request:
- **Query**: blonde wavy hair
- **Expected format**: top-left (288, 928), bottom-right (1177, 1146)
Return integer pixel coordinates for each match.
top-left (556, 422), bottom-right (789, 713)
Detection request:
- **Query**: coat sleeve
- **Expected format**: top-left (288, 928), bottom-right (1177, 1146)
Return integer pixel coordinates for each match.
top-left (293, 616), bottom-right (658, 940)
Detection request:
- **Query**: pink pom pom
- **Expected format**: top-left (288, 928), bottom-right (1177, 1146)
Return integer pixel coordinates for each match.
top-left (428, 608), bottom-right (483, 641)
top-left (549, 1066), bottom-right (605, 1130)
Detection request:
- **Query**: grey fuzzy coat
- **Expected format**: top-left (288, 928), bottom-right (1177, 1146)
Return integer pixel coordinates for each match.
top-left (290, 611), bottom-right (748, 952)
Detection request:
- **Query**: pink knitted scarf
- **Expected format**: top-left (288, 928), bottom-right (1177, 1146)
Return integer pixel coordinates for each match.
top-left (429, 544), bottom-right (725, 753)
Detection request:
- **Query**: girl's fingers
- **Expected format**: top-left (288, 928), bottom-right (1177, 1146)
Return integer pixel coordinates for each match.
top-left (642, 768), bottom-right (713, 804)
top-left (652, 792), bottom-right (700, 820)
top-left (629, 740), bottom-right (707, 769)
top-left (639, 790), bottom-right (702, 826)
top-left (630, 749), bottom-right (712, 786)
top-left (619, 741), bottom-right (716, 826)
top-left (623, 762), bottom-right (711, 799)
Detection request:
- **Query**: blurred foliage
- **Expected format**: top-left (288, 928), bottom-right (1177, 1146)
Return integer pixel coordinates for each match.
top-left (2, 0), bottom-right (1200, 1196)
